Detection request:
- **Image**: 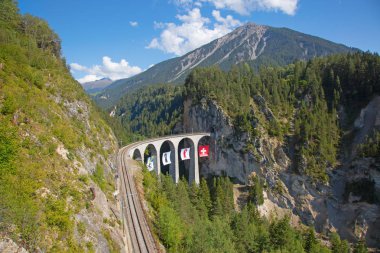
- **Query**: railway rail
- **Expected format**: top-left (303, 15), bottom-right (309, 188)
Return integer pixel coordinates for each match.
top-left (117, 145), bottom-right (157, 253)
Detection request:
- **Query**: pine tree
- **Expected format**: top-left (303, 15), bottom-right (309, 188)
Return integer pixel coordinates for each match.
top-left (341, 240), bottom-right (350, 253)
top-left (199, 178), bottom-right (212, 215)
top-left (157, 205), bottom-right (184, 252)
top-left (269, 216), bottom-right (292, 250)
top-left (304, 227), bottom-right (317, 253)
top-left (174, 178), bottom-right (195, 224)
top-left (212, 178), bottom-right (224, 217)
top-left (330, 232), bottom-right (342, 253)
top-left (353, 239), bottom-right (368, 253)
top-left (248, 174), bottom-right (264, 205)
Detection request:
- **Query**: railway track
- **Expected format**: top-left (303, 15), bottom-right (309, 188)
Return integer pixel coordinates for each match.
top-left (117, 133), bottom-right (209, 252)
top-left (118, 146), bottom-right (157, 253)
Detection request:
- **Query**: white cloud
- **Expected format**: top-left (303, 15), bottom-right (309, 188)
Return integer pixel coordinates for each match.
top-left (258, 0), bottom-right (298, 15)
top-left (153, 21), bottom-right (166, 29)
top-left (171, 0), bottom-right (194, 8)
top-left (70, 63), bottom-right (87, 72)
top-left (129, 21), bottom-right (138, 27)
top-left (70, 56), bottom-right (142, 83)
top-left (173, 0), bottom-right (298, 15)
top-left (212, 10), bottom-right (241, 27)
top-left (78, 74), bottom-right (103, 84)
top-left (147, 8), bottom-right (241, 56)
top-left (202, 0), bottom-right (298, 15)
top-left (194, 1), bottom-right (203, 7)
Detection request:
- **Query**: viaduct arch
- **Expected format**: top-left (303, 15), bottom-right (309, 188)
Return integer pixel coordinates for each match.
top-left (126, 133), bottom-right (210, 184)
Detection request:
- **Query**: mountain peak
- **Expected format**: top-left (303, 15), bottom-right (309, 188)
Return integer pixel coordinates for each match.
top-left (95, 24), bottom-right (358, 108)
top-left (82, 77), bottom-right (113, 93)
top-left (241, 22), bottom-right (264, 28)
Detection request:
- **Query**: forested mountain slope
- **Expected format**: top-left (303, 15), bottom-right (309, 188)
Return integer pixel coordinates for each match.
top-left (0, 1), bottom-right (123, 251)
top-left (113, 52), bottom-right (380, 248)
top-left (182, 52), bottom-right (380, 182)
top-left (111, 84), bottom-right (184, 140)
top-left (96, 22), bottom-right (358, 108)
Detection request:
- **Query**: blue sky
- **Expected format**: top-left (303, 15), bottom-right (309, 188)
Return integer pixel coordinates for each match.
top-left (18, 0), bottom-right (380, 83)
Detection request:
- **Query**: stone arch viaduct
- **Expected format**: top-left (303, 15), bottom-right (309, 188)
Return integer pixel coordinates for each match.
top-left (126, 133), bottom-right (211, 184)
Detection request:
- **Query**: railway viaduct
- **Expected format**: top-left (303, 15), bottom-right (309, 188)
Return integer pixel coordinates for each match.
top-left (117, 133), bottom-right (212, 252)
top-left (126, 133), bottom-right (211, 184)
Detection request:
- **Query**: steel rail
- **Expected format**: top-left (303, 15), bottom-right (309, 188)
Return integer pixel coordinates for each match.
top-left (118, 146), bottom-right (157, 252)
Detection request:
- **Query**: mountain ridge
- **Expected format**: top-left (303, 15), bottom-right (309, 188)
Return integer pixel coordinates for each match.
top-left (95, 22), bottom-right (359, 108)
top-left (82, 77), bottom-right (113, 94)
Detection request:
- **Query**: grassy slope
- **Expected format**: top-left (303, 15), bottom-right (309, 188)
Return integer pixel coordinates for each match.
top-left (0, 2), bottom-right (121, 252)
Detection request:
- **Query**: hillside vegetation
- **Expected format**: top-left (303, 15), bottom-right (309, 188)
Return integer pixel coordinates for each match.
top-left (184, 52), bottom-right (380, 181)
top-left (113, 84), bottom-right (183, 139)
top-left (142, 170), bottom-right (359, 253)
top-left (0, 1), bottom-right (122, 251)
top-left (113, 52), bottom-right (380, 183)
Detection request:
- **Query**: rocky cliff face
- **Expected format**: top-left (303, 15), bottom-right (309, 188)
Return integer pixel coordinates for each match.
top-left (55, 95), bottom-right (125, 253)
top-left (0, 12), bottom-right (124, 249)
top-left (2, 83), bottom-right (124, 252)
top-left (332, 96), bottom-right (380, 246)
top-left (183, 98), bottom-right (258, 183)
top-left (181, 96), bottom-right (380, 248)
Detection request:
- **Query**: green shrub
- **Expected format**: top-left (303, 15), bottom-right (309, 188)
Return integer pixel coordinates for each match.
top-left (77, 221), bottom-right (86, 235)
top-left (102, 229), bottom-right (120, 253)
top-left (92, 164), bottom-right (106, 191)
top-left (1, 96), bottom-right (17, 115)
top-left (45, 198), bottom-right (72, 231)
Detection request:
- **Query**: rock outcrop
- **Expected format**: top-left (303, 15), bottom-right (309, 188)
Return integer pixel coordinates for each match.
top-left (181, 96), bottom-right (380, 248)
top-left (0, 238), bottom-right (28, 253)
top-left (183, 98), bottom-right (259, 183)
